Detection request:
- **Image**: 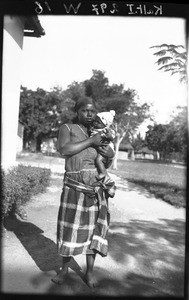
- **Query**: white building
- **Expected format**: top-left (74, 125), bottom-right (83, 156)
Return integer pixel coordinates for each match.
top-left (1, 15), bottom-right (45, 170)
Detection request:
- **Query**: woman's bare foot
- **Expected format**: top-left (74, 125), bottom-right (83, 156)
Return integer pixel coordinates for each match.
top-left (51, 268), bottom-right (68, 285)
top-left (85, 272), bottom-right (97, 288)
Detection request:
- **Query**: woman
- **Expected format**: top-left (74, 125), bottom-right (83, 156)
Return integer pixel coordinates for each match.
top-left (52, 97), bottom-right (115, 288)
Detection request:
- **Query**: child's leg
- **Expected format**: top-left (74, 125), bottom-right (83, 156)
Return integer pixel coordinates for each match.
top-left (95, 154), bottom-right (107, 178)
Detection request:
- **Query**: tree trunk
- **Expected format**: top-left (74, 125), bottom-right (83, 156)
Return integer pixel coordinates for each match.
top-left (36, 135), bottom-right (42, 152)
top-left (23, 138), bottom-right (27, 150)
top-left (130, 149), bottom-right (135, 160)
top-left (23, 129), bottom-right (28, 150)
top-left (112, 136), bottom-right (123, 170)
top-left (30, 139), bottom-right (37, 152)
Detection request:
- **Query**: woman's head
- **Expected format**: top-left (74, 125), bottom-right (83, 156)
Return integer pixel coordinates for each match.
top-left (75, 97), bottom-right (97, 126)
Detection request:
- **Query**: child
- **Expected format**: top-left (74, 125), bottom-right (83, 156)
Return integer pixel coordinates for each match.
top-left (90, 110), bottom-right (115, 180)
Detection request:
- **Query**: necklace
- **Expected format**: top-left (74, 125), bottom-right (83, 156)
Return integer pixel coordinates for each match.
top-left (77, 124), bottom-right (89, 138)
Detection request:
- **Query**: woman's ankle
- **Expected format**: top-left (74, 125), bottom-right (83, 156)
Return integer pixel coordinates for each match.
top-left (85, 271), bottom-right (97, 288)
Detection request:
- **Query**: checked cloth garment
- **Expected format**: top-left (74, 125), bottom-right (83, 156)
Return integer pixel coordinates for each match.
top-left (57, 173), bottom-right (115, 257)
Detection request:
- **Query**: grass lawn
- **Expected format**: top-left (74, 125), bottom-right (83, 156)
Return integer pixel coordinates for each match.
top-left (110, 159), bottom-right (186, 208)
top-left (17, 153), bottom-right (187, 208)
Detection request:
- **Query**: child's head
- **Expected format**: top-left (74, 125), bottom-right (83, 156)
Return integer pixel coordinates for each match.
top-left (93, 115), bottom-right (106, 129)
top-left (94, 110), bottom-right (115, 128)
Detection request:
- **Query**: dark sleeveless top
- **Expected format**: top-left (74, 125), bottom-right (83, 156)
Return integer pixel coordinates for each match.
top-left (63, 123), bottom-right (98, 185)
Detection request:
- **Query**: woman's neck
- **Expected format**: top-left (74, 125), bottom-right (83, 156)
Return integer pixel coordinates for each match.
top-left (78, 122), bottom-right (90, 129)
top-left (77, 122), bottom-right (91, 136)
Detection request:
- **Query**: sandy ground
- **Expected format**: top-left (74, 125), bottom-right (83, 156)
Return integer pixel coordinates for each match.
top-left (1, 159), bottom-right (186, 297)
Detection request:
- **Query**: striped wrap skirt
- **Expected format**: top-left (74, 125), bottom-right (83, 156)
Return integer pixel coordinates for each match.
top-left (57, 171), bottom-right (115, 257)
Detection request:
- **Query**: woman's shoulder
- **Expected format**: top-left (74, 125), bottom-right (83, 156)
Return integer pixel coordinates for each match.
top-left (60, 123), bottom-right (75, 129)
top-left (60, 123), bottom-right (79, 133)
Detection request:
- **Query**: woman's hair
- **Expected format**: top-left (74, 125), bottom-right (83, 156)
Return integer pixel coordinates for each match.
top-left (74, 96), bottom-right (96, 112)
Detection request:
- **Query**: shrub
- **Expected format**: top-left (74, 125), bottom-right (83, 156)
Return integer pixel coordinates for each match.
top-left (1, 169), bottom-right (8, 218)
top-left (15, 164), bottom-right (51, 198)
top-left (163, 194), bottom-right (185, 208)
top-left (1, 164), bottom-right (51, 219)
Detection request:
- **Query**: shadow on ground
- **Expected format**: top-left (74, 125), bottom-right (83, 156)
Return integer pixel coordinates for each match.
top-left (109, 218), bottom-right (185, 263)
top-left (4, 215), bottom-right (185, 296)
top-left (107, 218), bottom-right (185, 297)
top-left (4, 216), bottom-right (61, 272)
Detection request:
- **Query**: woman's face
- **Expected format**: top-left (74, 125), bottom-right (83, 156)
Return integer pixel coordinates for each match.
top-left (77, 104), bottom-right (97, 126)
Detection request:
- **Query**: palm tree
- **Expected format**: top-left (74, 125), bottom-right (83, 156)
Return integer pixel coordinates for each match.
top-left (150, 44), bottom-right (187, 84)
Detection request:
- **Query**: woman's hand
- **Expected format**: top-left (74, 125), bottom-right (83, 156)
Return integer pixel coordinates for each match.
top-left (90, 133), bottom-right (105, 146)
top-left (98, 144), bottom-right (115, 159)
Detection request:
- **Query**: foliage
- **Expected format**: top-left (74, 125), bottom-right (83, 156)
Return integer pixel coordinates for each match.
top-left (84, 69), bottom-right (109, 102)
top-left (82, 70), bottom-right (150, 168)
top-left (151, 44), bottom-right (187, 84)
top-left (19, 86), bottom-right (74, 151)
top-left (168, 106), bottom-right (187, 154)
top-left (66, 81), bottom-right (85, 102)
top-left (19, 70), bottom-right (150, 166)
top-left (1, 169), bottom-right (6, 219)
top-left (130, 133), bottom-right (145, 151)
top-left (145, 106), bottom-right (187, 161)
top-left (1, 165), bottom-right (51, 219)
top-left (145, 124), bottom-right (168, 159)
top-left (105, 93), bottom-right (150, 168)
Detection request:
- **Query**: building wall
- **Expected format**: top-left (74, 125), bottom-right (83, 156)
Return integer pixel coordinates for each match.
top-left (118, 151), bottom-right (129, 160)
top-left (1, 16), bottom-right (24, 169)
top-left (135, 153), bottom-right (154, 160)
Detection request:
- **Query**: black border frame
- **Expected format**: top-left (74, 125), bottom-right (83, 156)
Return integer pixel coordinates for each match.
top-left (0, 1), bottom-right (188, 299)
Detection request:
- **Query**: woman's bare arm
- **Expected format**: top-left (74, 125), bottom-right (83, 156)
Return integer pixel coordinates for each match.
top-left (57, 124), bottom-right (104, 157)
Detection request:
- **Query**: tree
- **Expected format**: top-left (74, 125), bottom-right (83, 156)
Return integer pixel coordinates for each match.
top-left (150, 44), bottom-right (187, 84)
top-left (65, 81), bottom-right (85, 102)
top-left (19, 86), bottom-right (65, 151)
top-left (19, 86), bottom-right (35, 149)
top-left (145, 124), bottom-right (168, 160)
top-left (59, 98), bottom-right (76, 124)
top-left (83, 70), bottom-right (150, 169)
top-left (84, 69), bottom-right (109, 104)
top-left (131, 132), bottom-right (145, 151)
top-left (145, 107), bottom-right (187, 162)
top-left (19, 70), bottom-right (151, 166)
top-left (104, 90), bottom-right (150, 169)
top-left (166, 106), bottom-right (187, 161)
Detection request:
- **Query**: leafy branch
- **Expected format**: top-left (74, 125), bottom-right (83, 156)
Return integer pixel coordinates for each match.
top-left (150, 44), bottom-right (187, 83)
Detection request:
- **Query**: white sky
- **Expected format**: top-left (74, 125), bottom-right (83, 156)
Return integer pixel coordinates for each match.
top-left (21, 16), bottom-right (187, 126)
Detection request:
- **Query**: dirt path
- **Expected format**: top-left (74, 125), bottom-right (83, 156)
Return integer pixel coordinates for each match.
top-left (2, 171), bottom-right (186, 296)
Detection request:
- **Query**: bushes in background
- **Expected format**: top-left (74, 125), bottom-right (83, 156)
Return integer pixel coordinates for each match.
top-left (1, 164), bottom-right (51, 220)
